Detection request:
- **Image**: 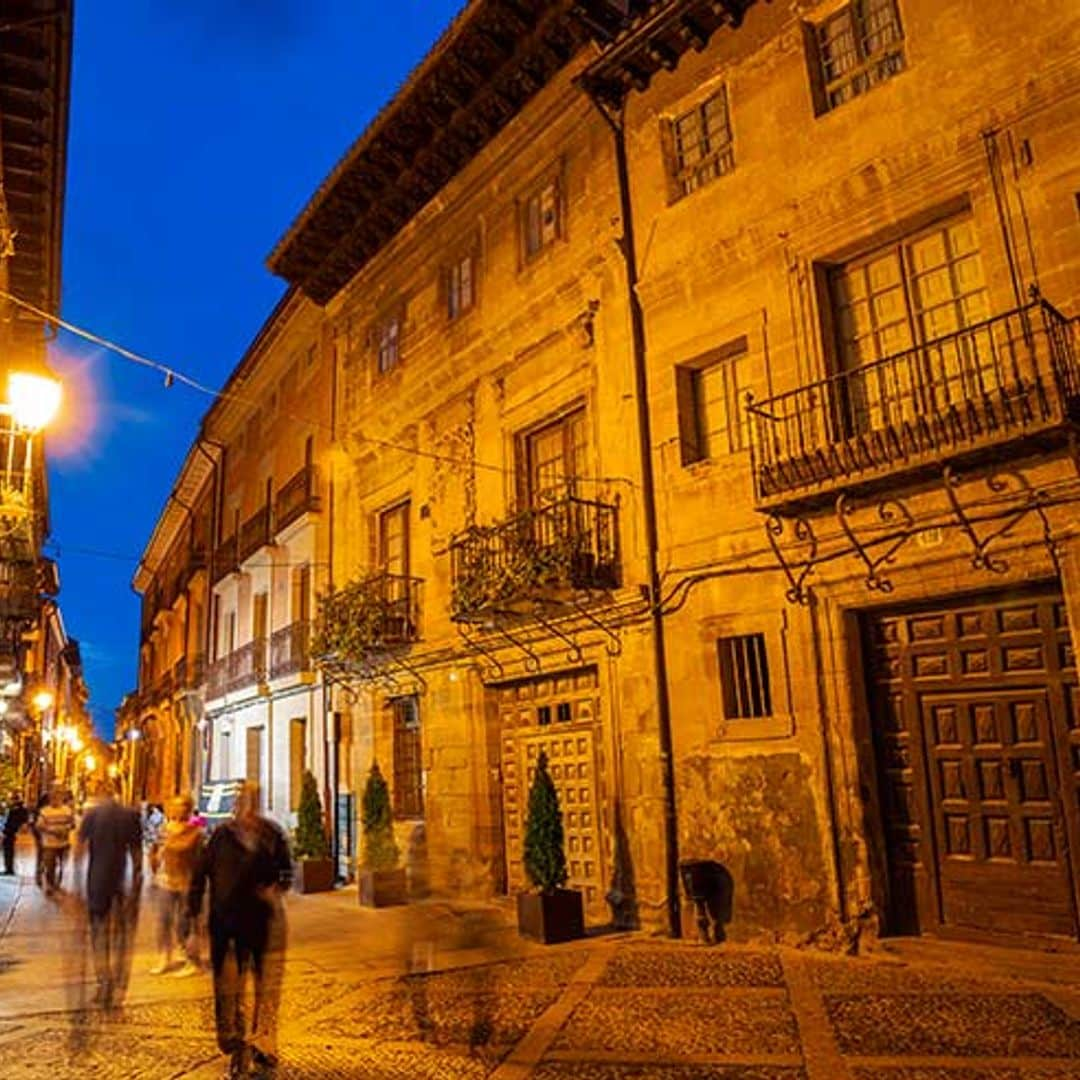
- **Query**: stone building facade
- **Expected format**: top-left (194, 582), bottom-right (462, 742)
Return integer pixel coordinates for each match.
top-left (124, 289), bottom-right (339, 838)
top-left (132, 0), bottom-right (1080, 943)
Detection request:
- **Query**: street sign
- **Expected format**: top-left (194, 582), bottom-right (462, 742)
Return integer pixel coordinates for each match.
top-left (199, 778), bottom-right (243, 826)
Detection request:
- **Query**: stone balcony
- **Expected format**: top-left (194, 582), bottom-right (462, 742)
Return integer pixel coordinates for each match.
top-left (270, 620), bottom-right (312, 679)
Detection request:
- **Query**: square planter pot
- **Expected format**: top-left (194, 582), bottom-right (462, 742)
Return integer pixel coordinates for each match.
top-left (295, 857), bottom-right (335, 894)
top-left (359, 867), bottom-right (407, 908)
top-left (517, 888), bottom-right (585, 944)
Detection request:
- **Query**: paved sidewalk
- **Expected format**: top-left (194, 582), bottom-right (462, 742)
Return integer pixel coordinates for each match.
top-left (1, 874), bottom-right (1080, 1078)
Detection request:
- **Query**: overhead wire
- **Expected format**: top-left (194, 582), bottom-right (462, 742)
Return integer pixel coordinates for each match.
top-left (0, 287), bottom-right (635, 490)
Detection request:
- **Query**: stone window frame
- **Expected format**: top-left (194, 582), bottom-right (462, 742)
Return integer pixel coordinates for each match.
top-left (445, 238), bottom-right (479, 322)
top-left (803, 0), bottom-right (906, 116)
top-left (675, 334), bottom-right (750, 466)
top-left (702, 611), bottom-right (795, 742)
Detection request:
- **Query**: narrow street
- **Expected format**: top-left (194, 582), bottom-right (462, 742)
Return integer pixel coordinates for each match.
top-left (3, 842), bottom-right (1080, 1079)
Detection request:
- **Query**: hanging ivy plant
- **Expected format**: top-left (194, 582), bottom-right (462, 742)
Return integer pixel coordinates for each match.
top-left (313, 572), bottom-right (408, 665)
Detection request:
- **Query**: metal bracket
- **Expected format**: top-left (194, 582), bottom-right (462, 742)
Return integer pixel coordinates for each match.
top-left (943, 464), bottom-right (1043, 575)
top-left (494, 621), bottom-right (541, 673)
top-left (533, 606), bottom-right (584, 665)
top-left (572, 597), bottom-right (622, 657)
top-left (765, 513), bottom-right (817, 604)
top-left (381, 649), bottom-right (428, 695)
top-left (836, 492), bottom-right (914, 594)
top-left (455, 622), bottom-right (504, 681)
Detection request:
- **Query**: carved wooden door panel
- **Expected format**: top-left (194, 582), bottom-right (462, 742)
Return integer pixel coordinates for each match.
top-left (497, 668), bottom-right (606, 921)
top-left (922, 690), bottom-right (1074, 935)
top-left (866, 587), bottom-right (1079, 938)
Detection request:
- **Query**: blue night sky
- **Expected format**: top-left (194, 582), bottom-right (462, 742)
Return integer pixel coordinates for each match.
top-left (47, 2), bottom-right (463, 740)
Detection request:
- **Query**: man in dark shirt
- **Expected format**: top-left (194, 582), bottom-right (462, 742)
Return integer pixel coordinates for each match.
top-left (2, 792), bottom-right (28, 875)
top-left (189, 780), bottom-right (291, 1079)
top-left (76, 780), bottom-right (143, 1009)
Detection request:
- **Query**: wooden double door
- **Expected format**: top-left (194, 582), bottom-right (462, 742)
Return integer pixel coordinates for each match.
top-left (866, 587), bottom-right (1080, 938)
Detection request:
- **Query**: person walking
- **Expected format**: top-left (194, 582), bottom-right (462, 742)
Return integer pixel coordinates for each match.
top-left (2, 791), bottom-right (28, 875)
top-left (75, 779), bottom-right (143, 1009)
top-left (38, 785), bottom-right (75, 895)
top-left (149, 793), bottom-right (204, 976)
top-left (188, 780), bottom-right (291, 1079)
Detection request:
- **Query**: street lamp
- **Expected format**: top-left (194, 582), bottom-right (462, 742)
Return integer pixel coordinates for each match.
top-left (32, 689), bottom-right (54, 712)
top-left (7, 371), bottom-right (61, 431)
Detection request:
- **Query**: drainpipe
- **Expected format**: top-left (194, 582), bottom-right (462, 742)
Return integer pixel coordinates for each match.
top-left (195, 435), bottom-right (225, 790)
top-left (587, 92), bottom-right (682, 939)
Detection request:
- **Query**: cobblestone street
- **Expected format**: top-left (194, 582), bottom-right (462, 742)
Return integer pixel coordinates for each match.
top-left (3, 856), bottom-right (1080, 1079)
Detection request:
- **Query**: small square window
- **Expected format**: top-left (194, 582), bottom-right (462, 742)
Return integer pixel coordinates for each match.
top-left (718, 634), bottom-right (772, 719)
top-left (376, 311), bottom-right (402, 374)
top-left (522, 175), bottom-right (561, 260)
top-left (670, 87), bottom-right (734, 199)
top-left (447, 252), bottom-right (475, 320)
top-left (809, 0), bottom-right (905, 114)
top-left (556, 702), bottom-right (572, 724)
top-left (537, 705), bottom-right (552, 726)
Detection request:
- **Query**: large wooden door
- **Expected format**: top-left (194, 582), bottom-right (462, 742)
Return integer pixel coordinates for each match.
top-left (496, 668), bottom-right (607, 920)
top-left (866, 587), bottom-right (1079, 938)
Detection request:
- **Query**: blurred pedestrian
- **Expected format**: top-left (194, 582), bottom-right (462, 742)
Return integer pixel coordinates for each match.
top-left (39, 785), bottom-right (75, 895)
top-left (189, 780), bottom-right (290, 1079)
top-left (1, 791), bottom-right (27, 875)
top-left (150, 793), bottom-right (204, 976)
top-left (75, 779), bottom-right (143, 1009)
top-left (31, 789), bottom-right (48, 885)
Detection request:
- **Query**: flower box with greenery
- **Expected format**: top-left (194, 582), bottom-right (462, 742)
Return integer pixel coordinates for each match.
top-left (517, 749), bottom-right (585, 944)
top-left (358, 762), bottom-right (407, 907)
top-left (293, 770), bottom-right (335, 893)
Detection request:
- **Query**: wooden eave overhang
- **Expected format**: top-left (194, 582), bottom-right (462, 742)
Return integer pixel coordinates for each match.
top-left (268, 0), bottom-right (592, 306)
top-left (577, 0), bottom-right (756, 105)
top-left (0, 0), bottom-right (72, 336)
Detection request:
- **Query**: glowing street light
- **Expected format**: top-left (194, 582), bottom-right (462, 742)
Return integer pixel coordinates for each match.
top-left (83, 754), bottom-right (96, 772)
top-left (8, 371), bottom-right (61, 430)
top-left (70, 735), bottom-right (85, 753)
top-left (32, 689), bottom-right (54, 712)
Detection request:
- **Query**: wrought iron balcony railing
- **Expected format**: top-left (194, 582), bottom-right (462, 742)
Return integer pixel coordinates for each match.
top-left (238, 506), bottom-right (272, 563)
top-left (186, 653), bottom-right (205, 689)
top-left (449, 495), bottom-right (620, 622)
top-left (275, 463), bottom-right (321, 534)
top-left (314, 573), bottom-right (422, 666)
top-left (270, 620), bottom-right (312, 678)
top-left (226, 637), bottom-right (267, 694)
top-left (211, 535), bottom-right (238, 585)
top-left (747, 299), bottom-right (1079, 511)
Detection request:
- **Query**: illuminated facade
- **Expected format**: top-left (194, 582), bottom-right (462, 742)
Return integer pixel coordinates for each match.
top-left (136, 0), bottom-right (1080, 940)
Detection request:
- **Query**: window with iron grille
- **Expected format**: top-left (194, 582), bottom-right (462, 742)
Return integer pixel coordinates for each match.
top-left (522, 174), bottom-right (561, 260)
top-left (376, 311), bottom-right (402, 374)
top-left (392, 695), bottom-right (424, 819)
top-left (718, 634), bottom-right (772, 719)
top-left (447, 251), bottom-right (475, 320)
top-left (810, 0), bottom-right (905, 113)
top-left (670, 87), bottom-right (734, 198)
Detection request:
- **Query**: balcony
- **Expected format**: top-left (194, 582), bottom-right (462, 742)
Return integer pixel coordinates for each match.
top-left (186, 653), bottom-right (205, 688)
top-left (238, 506), bottom-right (272, 563)
top-left (211, 535), bottom-right (238, 585)
top-left (449, 495), bottom-right (620, 622)
top-left (747, 300), bottom-right (1079, 513)
top-left (275, 463), bottom-right (321, 535)
top-left (270, 620), bottom-right (312, 678)
top-left (207, 656), bottom-right (228, 699)
top-left (314, 573), bottom-right (422, 665)
top-left (225, 638), bottom-right (267, 694)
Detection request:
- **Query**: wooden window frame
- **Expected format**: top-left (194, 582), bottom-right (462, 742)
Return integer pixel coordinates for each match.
top-left (519, 166), bottom-right (564, 264)
top-left (805, 0), bottom-right (906, 116)
top-left (675, 336), bottom-right (749, 465)
top-left (373, 306), bottom-right (404, 376)
top-left (667, 86), bottom-right (735, 201)
top-left (446, 247), bottom-right (477, 321)
top-left (516, 405), bottom-right (587, 509)
top-left (391, 695), bottom-right (424, 820)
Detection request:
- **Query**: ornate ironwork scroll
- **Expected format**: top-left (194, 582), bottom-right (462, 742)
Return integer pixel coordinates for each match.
top-left (533, 607), bottom-right (584, 665)
top-left (454, 622), bottom-right (504, 681)
top-left (765, 513), bottom-right (817, 604)
top-left (836, 492), bottom-right (915, 594)
top-left (572, 597), bottom-right (623, 657)
top-left (494, 621), bottom-right (541, 674)
top-left (942, 464), bottom-right (1055, 575)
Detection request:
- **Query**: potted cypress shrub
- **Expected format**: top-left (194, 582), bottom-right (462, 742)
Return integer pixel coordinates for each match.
top-left (517, 750), bottom-right (584, 943)
top-left (358, 762), bottom-right (407, 907)
top-left (293, 770), bottom-right (335, 893)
